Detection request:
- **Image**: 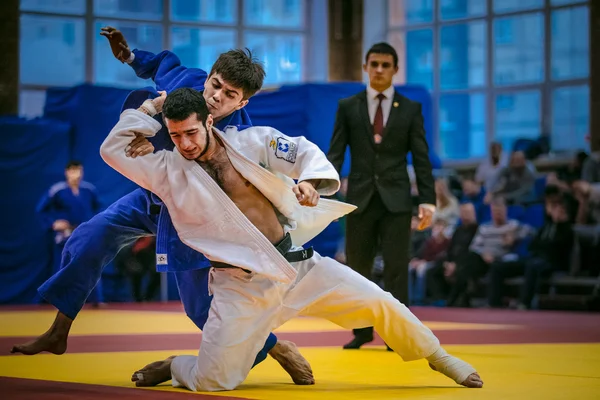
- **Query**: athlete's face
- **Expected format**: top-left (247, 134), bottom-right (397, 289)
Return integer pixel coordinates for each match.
top-left (203, 73), bottom-right (249, 121)
top-left (165, 113), bottom-right (214, 160)
top-left (65, 166), bottom-right (83, 185)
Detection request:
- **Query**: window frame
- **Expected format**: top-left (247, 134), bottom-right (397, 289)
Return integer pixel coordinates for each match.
top-left (384, 0), bottom-right (591, 164)
top-left (19, 0), bottom-right (313, 108)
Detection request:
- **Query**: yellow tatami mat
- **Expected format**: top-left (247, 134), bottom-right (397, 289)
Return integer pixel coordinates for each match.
top-left (1, 343), bottom-right (599, 399)
top-left (0, 310), bottom-right (517, 337)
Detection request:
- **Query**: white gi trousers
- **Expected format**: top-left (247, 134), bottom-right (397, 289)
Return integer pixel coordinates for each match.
top-left (170, 252), bottom-right (441, 392)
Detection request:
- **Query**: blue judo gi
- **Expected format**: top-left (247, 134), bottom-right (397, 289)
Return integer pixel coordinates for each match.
top-left (38, 49), bottom-right (277, 365)
top-left (37, 180), bottom-right (104, 304)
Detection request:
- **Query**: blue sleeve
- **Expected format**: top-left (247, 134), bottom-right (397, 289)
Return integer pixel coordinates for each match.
top-left (91, 188), bottom-right (102, 213)
top-left (128, 49), bottom-right (208, 93)
top-left (36, 191), bottom-right (57, 231)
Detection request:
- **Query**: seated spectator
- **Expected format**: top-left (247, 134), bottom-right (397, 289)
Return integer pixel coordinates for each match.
top-left (426, 202), bottom-right (479, 305)
top-left (544, 152), bottom-right (589, 213)
top-left (581, 135), bottom-right (600, 183)
top-left (408, 220), bottom-right (451, 304)
top-left (572, 181), bottom-right (600, 273)
top-left (487, 200), bottom-right (573, 309)
top-left (544, 184), bottom-right (578, 223)
top-left (447, 198), bottom-right (531, 307)
top-left (433, 178), bottom-right (460, 228)
top-left (486, 151), bottom-right (536, 205)
top-left (475, 141), bottom-right (508, 191)
top-left (552, 151), bottom-right (589, 188)
top-left (546, 172), bottom-right (573, 197)
top-left (461, 177), bottom-right (485, 205)
top-left (573, 181), bottom-right (600, 242)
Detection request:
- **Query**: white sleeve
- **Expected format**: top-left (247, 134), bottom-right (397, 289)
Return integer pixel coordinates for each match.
top-left (240, 127), bottom-right (341, 195)
top-left (100, 109), bottom-right (169, 194)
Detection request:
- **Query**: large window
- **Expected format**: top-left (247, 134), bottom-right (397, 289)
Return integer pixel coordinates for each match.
top-left (94, 20), bottom-right (164, 88)
top-left (19, 0), bottom-right (314, 116)
top-left (493, 13), bottom-right (544, 86)
top-left (552, 85), bottom-right (589, 150)
top-left (386, 0), bottom-right (590, 160)
top-left (20, 14), bottom-right (86, 86)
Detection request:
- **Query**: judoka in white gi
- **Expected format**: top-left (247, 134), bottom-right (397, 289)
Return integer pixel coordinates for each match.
top-left (100, 88), bottom-right (483, 391)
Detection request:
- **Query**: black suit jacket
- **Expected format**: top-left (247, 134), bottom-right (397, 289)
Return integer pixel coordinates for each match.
top-left (327, 90), bottom-right (435, 214)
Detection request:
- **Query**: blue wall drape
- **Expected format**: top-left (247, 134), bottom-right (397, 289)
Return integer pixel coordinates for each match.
top-left (0, 117), bottom-right (72, 303)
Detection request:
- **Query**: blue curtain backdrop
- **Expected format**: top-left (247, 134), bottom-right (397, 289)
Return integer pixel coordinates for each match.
top-left (0, 83), bottom-right (437, 304)
top-left (0, 117), bottom-right (72, 303)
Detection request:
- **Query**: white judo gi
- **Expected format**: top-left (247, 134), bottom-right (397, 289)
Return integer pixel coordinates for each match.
top-left (100, 110), bottom-right (442, 392)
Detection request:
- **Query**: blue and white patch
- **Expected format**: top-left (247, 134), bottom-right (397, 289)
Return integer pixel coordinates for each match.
top-left (156, 253), bottom-right (168, 265)
top-left (274, 137), bottom-right (297, 163)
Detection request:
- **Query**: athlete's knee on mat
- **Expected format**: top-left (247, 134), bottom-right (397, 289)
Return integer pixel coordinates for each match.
top-left (188, 359), bottom-right (246, 391)
top-left (191, 373), bottom-right (242, 392)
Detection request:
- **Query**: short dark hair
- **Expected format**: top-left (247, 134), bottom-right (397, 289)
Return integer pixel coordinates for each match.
top-left (163, 88), bottom-right (210, 123)
top-left (66, 160), bottom-right (82, 169)
top-left (209, 48), bottom-right (265, 100)
top-left (365, 42), bottom-right (398, 67)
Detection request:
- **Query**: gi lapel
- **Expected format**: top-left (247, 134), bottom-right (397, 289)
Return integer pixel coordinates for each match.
top-left (176, 147), bottom-right (298, 282)
top-left (215, 129), bottom-right (357, 246)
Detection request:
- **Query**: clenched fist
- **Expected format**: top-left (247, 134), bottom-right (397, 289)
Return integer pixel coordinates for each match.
top-left (292, 181), bottom-right (320, 207)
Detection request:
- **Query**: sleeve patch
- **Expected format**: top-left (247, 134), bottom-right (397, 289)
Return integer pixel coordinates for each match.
top-left (273, 137), bottom-right (297, 163)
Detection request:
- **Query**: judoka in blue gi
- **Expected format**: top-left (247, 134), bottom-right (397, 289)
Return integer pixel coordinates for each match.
top-left (12, 26), bottom-right (313, 385)
top-left (36, 161), bottom-right (104, 305)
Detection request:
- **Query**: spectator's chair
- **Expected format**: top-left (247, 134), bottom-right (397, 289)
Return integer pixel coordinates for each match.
top-left (524, 203), bottom-right (546, 229)
top-left (504, 236), bottom-right (600, 310)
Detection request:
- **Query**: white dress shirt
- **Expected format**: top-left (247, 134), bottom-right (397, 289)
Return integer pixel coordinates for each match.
top-left (366, 85), bottom-right (395, 126)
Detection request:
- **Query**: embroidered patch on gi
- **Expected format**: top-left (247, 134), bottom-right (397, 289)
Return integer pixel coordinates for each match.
top-left (156, 254), bottom-right (168, 265)
top-left (274, 137), bottom-right (297, 163)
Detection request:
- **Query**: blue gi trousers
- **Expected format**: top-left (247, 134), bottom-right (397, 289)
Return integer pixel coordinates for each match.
top-left (52, 242), bottom-right (104, 305)
top-left (38, 188), bottom-right (277, 367)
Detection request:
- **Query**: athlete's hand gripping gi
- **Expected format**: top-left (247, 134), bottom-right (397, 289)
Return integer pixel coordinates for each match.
top-left (100, 96), bottom-right (483, 392)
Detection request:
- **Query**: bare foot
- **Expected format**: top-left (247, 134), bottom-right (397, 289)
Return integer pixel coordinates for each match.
top-left (131, 356), bottom-right (176, 387)
top-left (268, 340), bottom-right (314, 385)
top-left (429, 362), bottom-right (483, 388)
top-left (11, 312), bottom-right (72, 355)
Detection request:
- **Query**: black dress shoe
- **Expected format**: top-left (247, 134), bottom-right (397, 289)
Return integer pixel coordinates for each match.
top-left (343, 335), bottom-right (374, 349)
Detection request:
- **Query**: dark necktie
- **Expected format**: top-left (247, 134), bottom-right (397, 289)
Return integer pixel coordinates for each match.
top-left (373, 93), bottom-right (386, 144)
